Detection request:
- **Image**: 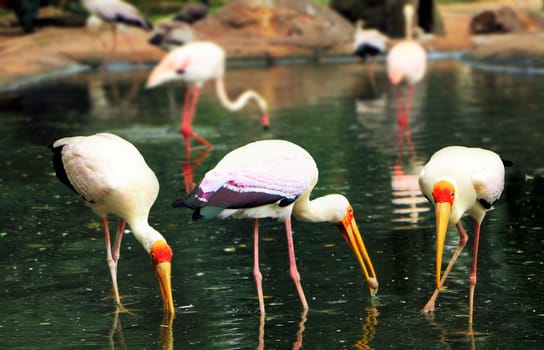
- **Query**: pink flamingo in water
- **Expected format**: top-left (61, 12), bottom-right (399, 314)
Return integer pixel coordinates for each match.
top-left (146, 41), bottom-right (270, 157)
top-left (387, 4), bottom-right (427, 123)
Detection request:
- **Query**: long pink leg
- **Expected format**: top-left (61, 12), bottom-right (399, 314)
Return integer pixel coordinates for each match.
top-left (180, 87), bottom-right (212, 157)
top-left (404, 85), bottom-right (415, 122)
top-left (111, 219), bottom-right (126, 268)
top-left (285, 217), bottom-right (309, 310)
top-left (394, 86), bottom-right (406, 124)
top-left (103, 216), bottom-right (123, 310)
top-left (423, 221), bottom-right (469, 312)
top-left (253, 219), bottom-right (265, 314)
top-left (468, 222), bottom-right (482, 331)
top-left (180, 88), bottom-right (194, 157)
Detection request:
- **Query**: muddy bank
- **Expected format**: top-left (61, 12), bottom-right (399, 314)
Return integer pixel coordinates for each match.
top-left (0, 0), bottom-right (543, 91)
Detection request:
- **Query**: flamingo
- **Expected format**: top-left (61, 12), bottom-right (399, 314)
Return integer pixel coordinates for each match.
top-left (146, 41), bottom-right (270, 157)
top-left (419, 146), bottom-right (511, 332)
top-left (51, 132), bottom-right (174, 315)
top-left (80, 0), bottom-right (153, 58)
top-left (173, 139), bottom-right (378, 314)
top-left (386, 4), bottom-right (427, 123)
top-left (353, 19), bottom-right (389, 81)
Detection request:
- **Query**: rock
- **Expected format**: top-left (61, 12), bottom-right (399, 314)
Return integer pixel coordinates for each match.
top-left (470, 6), bottom-right (544, 34)
top-left (192, 0), bottom-right (355, 57)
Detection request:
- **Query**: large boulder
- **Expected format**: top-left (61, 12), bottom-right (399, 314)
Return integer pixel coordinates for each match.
top-left (193, 0), bottom-right (354, 57)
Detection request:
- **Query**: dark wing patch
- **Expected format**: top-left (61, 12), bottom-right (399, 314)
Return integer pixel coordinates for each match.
top-left (113, 13), bottom-right (153, 30)
top-left (478, 198), bottom-right (492, 209)
top-left (353, 44), bottom-right (382, 59)
top-left (173, 184), bottom-right (296, 220)
top-left (50, 144), bottom-right (78, 195)
top-left (502, 158), bottom-right (514, 167)
top-left (205, 186), bottom-right (286, 209)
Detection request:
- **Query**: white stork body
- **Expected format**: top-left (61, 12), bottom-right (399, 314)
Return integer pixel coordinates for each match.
top-left (353, 20), bottom-right (389, 60)
top-left (146, 41), bottom-right (270, 157)
top-left (81, 0), bottom-right (153, 59)
top-left (419, 145), bottom-right (509, 331)
top-left (51, 132), bottom-right (174, 315)
top-left (174, 139), bottom-right (378, 314)
top-left (386, 4), bottom-right (427, 123)
top-left (81, 0), bottom-right (152, 29)
top-left (353, 20), bottom-right (389, 82)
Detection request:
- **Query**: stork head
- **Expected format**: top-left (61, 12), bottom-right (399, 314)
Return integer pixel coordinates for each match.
top-left (431, 179), bottom-right (455, 290)
top-left (332, 197), bottom-right (378, 296)
top-left (150, 240), bottom-right (175, 315)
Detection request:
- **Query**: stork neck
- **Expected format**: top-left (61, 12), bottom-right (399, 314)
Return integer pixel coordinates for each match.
top-left (128, 219), bottom-right (166, 253)
top-left (215, 77), bottom-right (268, 114)
top-left (293, 194), bottom-right (343, 223)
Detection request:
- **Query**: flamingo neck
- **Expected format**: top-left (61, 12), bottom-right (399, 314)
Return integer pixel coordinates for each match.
top-left (127, 219), bottom-right (167, 253)
top-left (404, 7), bottom-right (414, 40)
top-left (215, 76), bottom-right (268, 114)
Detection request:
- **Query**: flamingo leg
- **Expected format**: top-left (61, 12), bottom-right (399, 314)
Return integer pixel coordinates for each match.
top-left (180, 87), bottom-right (212, 156)
top-left (404, 84), bottom-right (415, 122)
top-left (181, 87), bottom-right (194, 157)
top-left (285, 217), bottom-right (309, 310)
top-left (468, 222), bottom-right (482, 332)
top-left (252, 219), bottom-right (266, 314)
top-left (394, 86), bottom-right (407, 124)
top-left (423, 221), bottom-right (469, 312)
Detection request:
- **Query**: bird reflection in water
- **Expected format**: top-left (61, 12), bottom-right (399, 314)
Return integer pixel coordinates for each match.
top-left (108, 312), bottom-right (175, 350)
top-left (257, 310), bottom-right (307, 350)
top-left (427, 317), bottom-right (479, 350)
top-left (86, 71), bottom-right (143, 120)
top-left (182, 147), bottom-right (210, 194)
top-left (390, 117), bottom-right (429, 229)
top-left (354, 300), bottom-right (380, 350)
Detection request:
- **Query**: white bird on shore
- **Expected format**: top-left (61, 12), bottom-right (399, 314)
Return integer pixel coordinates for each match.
top-left (173, 139), bottom-right (378, 314)
top-left (80, 0), bottom-right (153, 57)
top-left (353, 20), bottom-right (389, 79)
top-left (51, 132), bottom-right (174, 315)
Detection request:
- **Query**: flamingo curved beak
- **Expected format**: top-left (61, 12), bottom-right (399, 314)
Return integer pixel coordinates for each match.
top-left (338, 214), bottom-right (379, 296)
top-left (155, 262), bottom-right (175, 315)
top-left (434, 202), bottom-right (451, 290)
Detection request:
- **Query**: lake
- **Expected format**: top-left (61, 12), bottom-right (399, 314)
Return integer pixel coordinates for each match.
top-left (0, 58), bottom-right (543, 349)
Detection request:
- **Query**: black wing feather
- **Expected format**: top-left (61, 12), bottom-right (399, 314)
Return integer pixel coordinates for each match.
top-left (50, 144), bottom-right (78, 195)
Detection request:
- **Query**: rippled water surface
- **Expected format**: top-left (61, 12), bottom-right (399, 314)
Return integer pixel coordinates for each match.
top-left (0, 60), bottom-right (543, 349)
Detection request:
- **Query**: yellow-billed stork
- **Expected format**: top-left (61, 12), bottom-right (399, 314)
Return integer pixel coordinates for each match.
top-left (173, 139), bottom-right (378, 314)
top-left (80, 0), bottom-right (153, 58)
top-left (51, 132), bottom-right (174, 315)
top-left (419, 145), bottom-right (511, 331)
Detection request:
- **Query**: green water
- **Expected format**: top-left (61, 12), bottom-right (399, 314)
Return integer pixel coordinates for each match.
top-left (0, 61), bottom-right (543, 349)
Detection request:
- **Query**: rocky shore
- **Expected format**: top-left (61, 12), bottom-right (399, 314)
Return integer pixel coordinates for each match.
top-left (0, 0), bottom-right (543, 92)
